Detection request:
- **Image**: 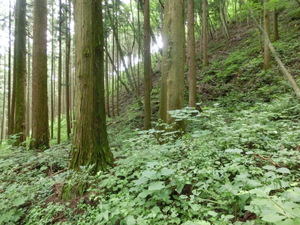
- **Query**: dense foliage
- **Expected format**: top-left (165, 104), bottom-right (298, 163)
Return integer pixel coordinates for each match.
top-left (1, 1), bottom-right (300, 224)
top-left (1, 93), bottom-right (300, 224)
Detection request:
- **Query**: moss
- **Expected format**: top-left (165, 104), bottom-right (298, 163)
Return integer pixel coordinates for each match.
top-left (61, 181), bottom-right (87, 201)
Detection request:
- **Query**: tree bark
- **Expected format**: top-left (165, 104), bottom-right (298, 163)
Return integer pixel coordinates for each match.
top-left (144, 0), bottom-right (151, 129)
top-left (105, 49), bottom-right (110, 117)
top-left (50, 0), bottom-right (55, 139)
top-left (263, 0), bottom-right (271, 70)
top-left (111, 18), bottom-right (115, 117)
top-left (13, 0), bottom-right (27, 144)
top-left (26, 36), bottom-right (31, 137)
top-left (30, 0), bottom-right (50, 150)
top-left (220, 0), bottom-right (230, 38)
top-left (57, 0), bottom-right (62, 144)
top-left (1, 57), bottom-right (7, 141)
top-left (70, 0), bottom-right (113, 173)
top-left (65, 0), bottom-right (71, 139)
top-left (159, 0), bottom-right (185, 128)
top-left (202, 0), bottom-right (209, 66)
top-left (7, 0), bottom-right (12, 135)
top-left (273, 8), bottom-right (279, 41)
top-left (187, 0), bottom-right (197, 107)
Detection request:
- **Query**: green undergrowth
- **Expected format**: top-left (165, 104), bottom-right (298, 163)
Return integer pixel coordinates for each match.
top-left (200, 6), bottom-right (300, 103)
top-left (1, 94), bottom-right (300, 224)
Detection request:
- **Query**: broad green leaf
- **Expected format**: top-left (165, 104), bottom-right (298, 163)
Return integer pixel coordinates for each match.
top-left (146, 161), bottom-right (159, 168)
top-left (277, 167), bottom-right (291, 174)
top-left (262, 165), bottom-right (276, 171)
top-left (207, 211), bottom-right (218, 217)
top-left (278, 218), bottom-right (300, 225)
top-left (262, 214), bottom-right (285, 223)
top-left (12, 197), bottom-right (27, 207)
top-left (182, 220), bottom-right (211, 225)
top-left (0, 209), bottom-right (15, 224)
top-left (141, 170), bottom-right (157, 179)
top-left (148, 181), bottom-right (165, 191)
top-left (137, 190), bottom-right (150, 199)
top-left (251, 198), bottom-right (270, 206)
top-left (126, 215), bottom-right (136, 225)
top-left (161, 168), bottom-right (175, 176)
top-left (225, 148), bottom-right (243, 154)
top-left (133, 176), bottom-right (148, 186)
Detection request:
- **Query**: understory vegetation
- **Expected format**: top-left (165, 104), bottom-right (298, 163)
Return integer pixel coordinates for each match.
top-left (1, 6), bottom-right (300, 225)
top-left (1, 94), bottom-right (300, 224)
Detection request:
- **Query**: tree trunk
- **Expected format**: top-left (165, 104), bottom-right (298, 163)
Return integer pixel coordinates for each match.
top-left (187, 0), bottom-right (197, 107)
top-left (26, 36), bottom-right (31, 137)
top-left (50, 0), bottom-right (55, 139)
top-left (263, 0), bottom-right (271, 70)
top-left (105, 48), bottom-right (110, 117)
top-left (30, 0), bottom-right (49, 150)
top-left (202, 0), bottom-right (209, 66)
top-left (220, 0), bottom-right (230, 38)
top-left (159, 0), bottom-right (185, 128)
top-left (116, 47), bottom-right (120, 116)
top-left (1, 57), bottom-right (7, 141)
top-left (273, 8), bottom-right (279, 41)
top-left (137, 0), bottom-right (141, 99)
top-left (13, 0), bottom-right (27, 144)
top-left (70, 0), bottom-right (113, 173)
top-left (7, 0), bottom-right (12, 135)
top-left (57, 0), bottom-right (62, 144)
top-left (65, 0), bottom-right (71, 139)
top-left (144, 0), bottom-right (151, 129)
top-left (111, 29), bottom-right (115, 117)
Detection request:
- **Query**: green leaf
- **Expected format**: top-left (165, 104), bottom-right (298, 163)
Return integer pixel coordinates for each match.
top-left (251, 198), bottom-right (270, 206)
top-left (12, 197), bottom-right (27, 207)
top-left (125, 215), bottom-right (136, 225)
top-left (161, 168), bottom-right (175, 176)
top-left (0, 209), bottom-right (15, 224)
top-left (263, 165), bottom-right (276, 171)
top-left (133, 176), bottom-right (148, 186)
top-left (141, 170), bottom-right (157, 179)
top-left (225, 148), bottom-right (243, 154)
top-left (262, 214), bottom-right (285, 223)
top-left (148, 182), bottom-right (165, 191)
top-left (146, 161), bottom-right (159, 168)
top-left (207, 211), bottom-right (218, 217)
top-left (182, 221), bottom-right (211, 225)
top-left (277, 167), bottom-right (291, 174)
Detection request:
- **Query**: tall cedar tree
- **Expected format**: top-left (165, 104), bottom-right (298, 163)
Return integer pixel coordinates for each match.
top-left (30, 0), bottom-right (50, 150)
top-left (7, 0), bottom-right (12, 135)
top-left (263, 0), bottom-right (271, 69)
top-left (144, 0), bottom-right (151, 129)
top-left (70, 0), bottom-right (114, 173)
top-left (202, 0), bottom-right (209, 66)
top-left (159, 0), bottom-right (185, 128)
top-left (13, 0), bottom-right (27, 144)
top-left (57, 0), bottom-right (62, 144)
top-left (187, 0), bottom-right (197, 107)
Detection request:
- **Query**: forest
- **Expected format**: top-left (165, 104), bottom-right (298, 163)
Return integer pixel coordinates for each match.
top-left (0, 0), bottom-right (300, 224)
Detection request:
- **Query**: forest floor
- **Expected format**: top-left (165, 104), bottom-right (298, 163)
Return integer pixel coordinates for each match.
top-left (1, 6), bottom-right (300, 225)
